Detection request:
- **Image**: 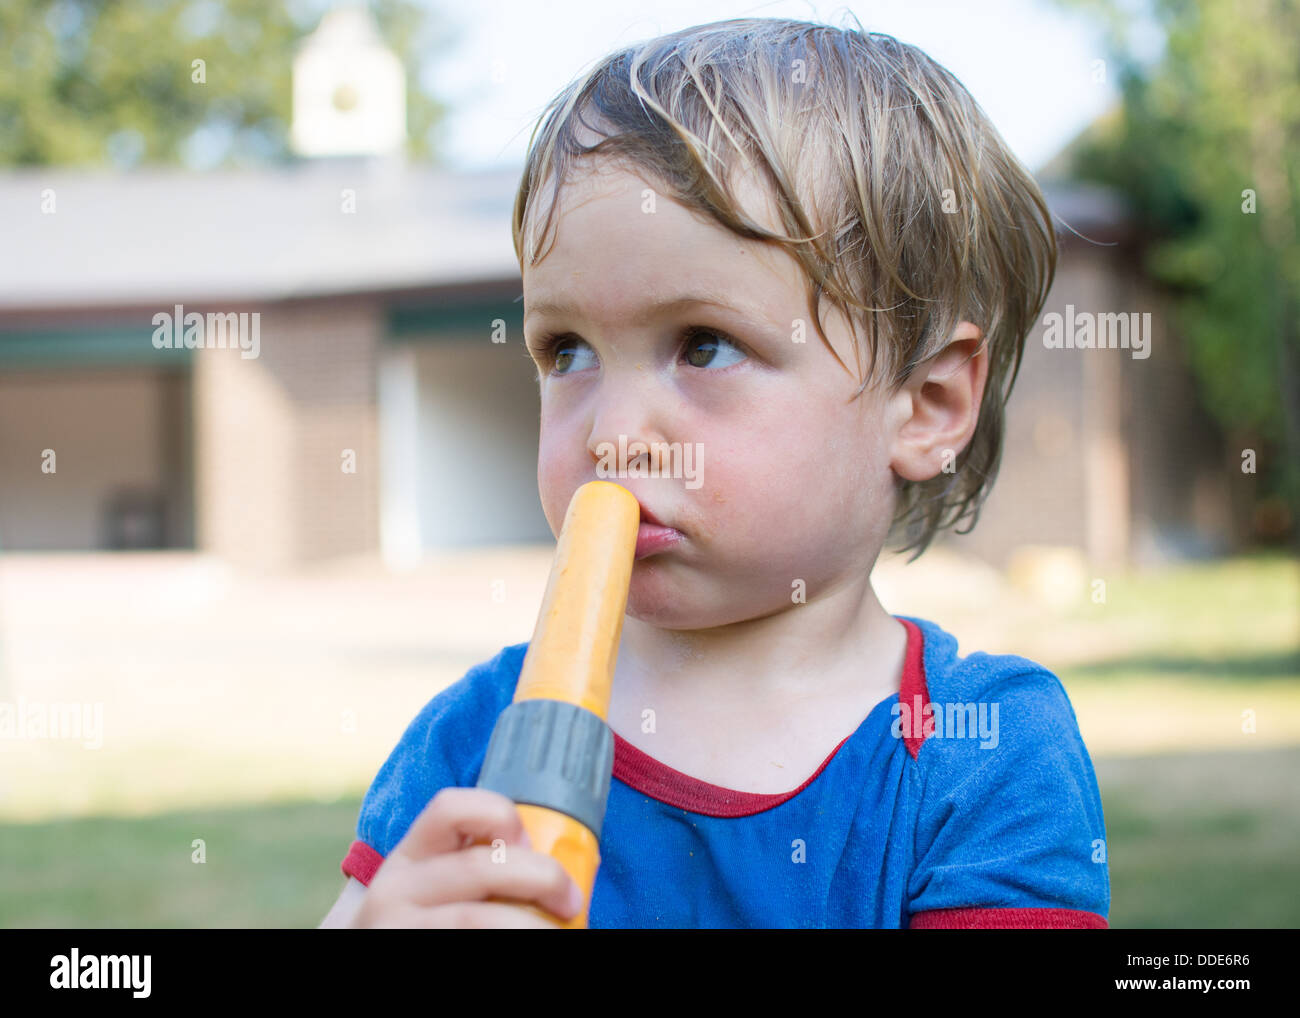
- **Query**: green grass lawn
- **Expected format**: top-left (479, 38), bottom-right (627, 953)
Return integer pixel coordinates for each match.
top-left (1095, 747), bottom-right (1300, 927)
top-left (0, 796), bottom-right (360, 928)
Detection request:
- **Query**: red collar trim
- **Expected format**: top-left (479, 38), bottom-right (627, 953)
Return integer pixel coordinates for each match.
top-left (897, 616), bottom-right (929, 760)
top-left (611, 616), bottom-right (929, 817)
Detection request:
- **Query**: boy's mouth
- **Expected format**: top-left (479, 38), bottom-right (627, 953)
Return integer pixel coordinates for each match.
top-left (634, 500), bottom-right (683, 560)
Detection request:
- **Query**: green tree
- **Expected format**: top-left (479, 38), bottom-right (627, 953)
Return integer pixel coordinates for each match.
top-left (0, 0), bottom-right (456, 167)
top-left (1053, 0), bottom-right (1300, 544)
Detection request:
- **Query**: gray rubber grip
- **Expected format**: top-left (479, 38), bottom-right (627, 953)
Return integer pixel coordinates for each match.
top-left (475, 698), bottom-right (614, 838)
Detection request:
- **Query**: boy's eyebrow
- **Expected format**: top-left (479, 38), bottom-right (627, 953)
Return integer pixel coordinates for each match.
top-left (523, 291), bottom-right (762, 327)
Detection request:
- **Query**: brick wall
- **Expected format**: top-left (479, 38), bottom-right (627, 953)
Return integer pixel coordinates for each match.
top-left (194, 297), bottom-right (382, 568)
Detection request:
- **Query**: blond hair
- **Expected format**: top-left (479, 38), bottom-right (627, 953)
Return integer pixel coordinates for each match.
top-left (512, 16), bottom-right (1058, 560)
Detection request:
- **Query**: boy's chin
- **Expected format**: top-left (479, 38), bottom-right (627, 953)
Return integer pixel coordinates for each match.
top-left (626, 577), bottom-right (707, 630)
top-left (625, 576), bottom-right (781, 632)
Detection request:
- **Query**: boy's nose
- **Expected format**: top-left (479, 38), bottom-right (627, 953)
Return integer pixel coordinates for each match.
top-left (584, 375), bottom-right (672, 467)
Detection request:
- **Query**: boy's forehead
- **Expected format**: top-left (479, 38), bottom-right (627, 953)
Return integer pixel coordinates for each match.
top-left (542, 151), bottom-right (788, 239)
top-left (523, 156), bottom-right (799, 313)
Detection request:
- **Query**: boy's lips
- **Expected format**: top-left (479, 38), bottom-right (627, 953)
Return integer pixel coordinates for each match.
top-left (633, 499), bottom-right (683, 559)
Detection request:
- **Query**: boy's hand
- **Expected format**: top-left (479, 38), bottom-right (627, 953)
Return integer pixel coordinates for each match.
top-left (347, 787), bottom-right (584, 929)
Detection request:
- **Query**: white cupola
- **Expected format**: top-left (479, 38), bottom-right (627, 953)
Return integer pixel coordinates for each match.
top-left (291, 5), bottom-right (406, 158)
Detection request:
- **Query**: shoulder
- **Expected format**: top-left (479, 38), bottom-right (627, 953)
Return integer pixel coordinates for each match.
top-left (899, 613), bottom-right (1064, 708)
top-left (897, 617), bottom-right (1110, 926)
top-left (895, 613), bottom-right (1104, 833)
top-left (400, 641), bottom-right (529, 774)
top-left (356, 642), bottom-right (528, 855)
top-left (896, 614), bottom-right (1086, 769)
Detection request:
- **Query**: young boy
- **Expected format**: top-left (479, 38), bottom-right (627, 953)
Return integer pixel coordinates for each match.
top-left (320, 18), bottom-right (1109, 929)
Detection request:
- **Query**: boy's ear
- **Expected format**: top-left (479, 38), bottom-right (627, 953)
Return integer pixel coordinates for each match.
top-left (888, 322), bottom-right (988, 483)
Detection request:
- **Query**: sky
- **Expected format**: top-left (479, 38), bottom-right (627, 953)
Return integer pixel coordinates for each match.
top-left (416, 0), bottom-right (1165, 176)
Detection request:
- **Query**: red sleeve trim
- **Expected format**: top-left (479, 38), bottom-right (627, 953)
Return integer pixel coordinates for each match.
top-left (341, 839), bottom-right (385, 887)
top-left (909, 907), bottom-right (1108, 929)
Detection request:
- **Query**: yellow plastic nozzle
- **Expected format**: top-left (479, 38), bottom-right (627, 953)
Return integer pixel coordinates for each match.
top-left (480, 480), bottom-right (640, 928)
top-left (514, 480), bottom-right (641, 716)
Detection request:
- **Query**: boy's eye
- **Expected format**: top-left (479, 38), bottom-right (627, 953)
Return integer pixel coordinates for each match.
top-left (683, 328), bottom-right (747, 369)
top-left (551, 338), bottom-right (596, 374)
top-left (536, 327), bottom-right (747, 375)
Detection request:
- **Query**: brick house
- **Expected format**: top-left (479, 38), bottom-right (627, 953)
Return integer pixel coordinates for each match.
top-left (0, 160), bottom-right (1237, 572)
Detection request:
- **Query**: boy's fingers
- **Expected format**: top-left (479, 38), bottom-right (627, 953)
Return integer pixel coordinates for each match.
top-left (402, 843), bottom-right (581, 920)
top-left (392, 787), bottom-right (530, 861)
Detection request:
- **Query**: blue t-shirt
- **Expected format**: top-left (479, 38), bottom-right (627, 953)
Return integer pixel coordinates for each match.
top-left (340, 615), bottom-right (1110, 928)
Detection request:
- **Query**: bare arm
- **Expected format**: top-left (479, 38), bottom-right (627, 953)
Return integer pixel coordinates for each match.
top-left (317, 876), bottom-right (368, 929)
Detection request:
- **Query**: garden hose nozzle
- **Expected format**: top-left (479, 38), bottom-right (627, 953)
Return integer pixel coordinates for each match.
top-left (475, 480), bottom-right (640, 928)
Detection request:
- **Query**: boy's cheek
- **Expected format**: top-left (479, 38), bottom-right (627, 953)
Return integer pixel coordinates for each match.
top-left (695, 463), bottom-right (823, 542)
top-left (535, 444), bottom-right (582, 534)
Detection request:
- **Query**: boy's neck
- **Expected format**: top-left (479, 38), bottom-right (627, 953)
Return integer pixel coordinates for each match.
top-left (611, 574), bottom-right (906, 718)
